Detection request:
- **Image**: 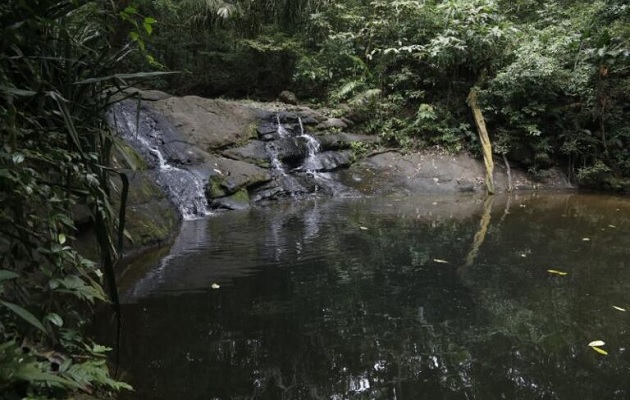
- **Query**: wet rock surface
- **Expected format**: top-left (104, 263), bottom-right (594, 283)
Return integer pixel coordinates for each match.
top-left (110, 89), bottom-right (574, 231)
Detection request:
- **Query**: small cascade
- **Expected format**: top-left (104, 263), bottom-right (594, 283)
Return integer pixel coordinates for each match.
top-left (262, 114), bottom-right (358, 198)
top-left (276, 114), bottom-right (291, 138)
top-left (109, 101), bottom-right (211, 220)
top-left (260, 116), bottom-right (314, 197)
top-left (298, 118), bottom-right (321, 160)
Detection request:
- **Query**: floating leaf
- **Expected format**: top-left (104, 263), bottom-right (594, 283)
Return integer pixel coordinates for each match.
top-left (608, 225), bottom-right (616, 228)
top-left (433, 259), bottom-right (449, 264)
top-left (211, 283), bottom-right (220, 290)
top-left (582, 237), bottom-right (590, 241)
top-left (520, 253), bottom-right (527, 258)
top-left (612, 306), bottom-right (626, 312)
top-left (588, 340), bottom-right (605, 347)
top-left (359, 226), bottom-right (368, 230)
top-left (591, 346), bottom-right (608, 355)
top-left (547, 269), bottom-right (568, 276)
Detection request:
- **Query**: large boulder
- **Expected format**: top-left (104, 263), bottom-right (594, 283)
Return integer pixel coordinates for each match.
top-left (338, 151), bottom-right (573, 195)
top-left (204, 156), bottom-right (272, 200)
top-left (150, 96), bottom-right (263, 151)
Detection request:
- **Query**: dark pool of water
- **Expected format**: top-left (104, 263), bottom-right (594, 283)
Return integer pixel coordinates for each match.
top-left (111, 193), bottom-right (630, 400)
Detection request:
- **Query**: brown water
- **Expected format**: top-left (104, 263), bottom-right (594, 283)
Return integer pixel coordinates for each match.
top-left (111, 193), bottom-right (630, 400)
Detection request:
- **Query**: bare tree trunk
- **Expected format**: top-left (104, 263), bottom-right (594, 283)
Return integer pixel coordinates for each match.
top-left (467, 88), bottom-right (495, 195)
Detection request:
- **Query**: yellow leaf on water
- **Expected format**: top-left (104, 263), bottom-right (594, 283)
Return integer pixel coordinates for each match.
top-left (609, 225), bottom-right (616, 228)
top-left (588, 340), bottom-right (605, 347)
top-left (591, 346), bottom-right (608, 355)
top-left (582, 237), bottom-right (591, 241)
top-left (433, 259), bottom-right (449, 264)
top-left (359, 226), bottom-right (368, 230)
top-left (613, 306), bottom-right (626, 312)
top-left (211, 283), bottom-right (220, 290)
top-left (547, 269), bottom-right (568, 276)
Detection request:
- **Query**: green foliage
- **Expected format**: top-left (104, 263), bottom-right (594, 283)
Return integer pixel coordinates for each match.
top-left (0, 0), bottom-right (165, 397)
top-left (116, 0), bottom-right (630, 186)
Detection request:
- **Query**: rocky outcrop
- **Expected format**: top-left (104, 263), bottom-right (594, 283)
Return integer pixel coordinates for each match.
top-left (338, 151), bottom-right (573, 196)
top-left (111, 89), bottom-right (574, 228)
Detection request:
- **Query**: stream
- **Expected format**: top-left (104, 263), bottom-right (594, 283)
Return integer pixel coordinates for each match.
top-left (109, 192), bottom-right (630, 400)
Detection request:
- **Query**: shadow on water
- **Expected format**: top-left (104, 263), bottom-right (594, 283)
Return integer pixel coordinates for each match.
top-left (102, 193), bottom-right (630, 400)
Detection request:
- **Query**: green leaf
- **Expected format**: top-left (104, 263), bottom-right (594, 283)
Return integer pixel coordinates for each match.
top-left (591, 346), bottom-right (608, 355)
top-left (0, 270), bottom-right (19, 282)
top-left (144, 17), bottom-right (156, 24)
top-left (46, 313), bottom-right (64, 327)
top-left (0, 300), bottom-right (46, 333)
top-left (0, 86), bottom-right (37, 96)
top-left (12, 153), bottom-right (25, 164)
top-left (15, 365), bottom-right (81, 388)
top-left (58, 233), bottom-right (66, 244)
top-left (143, 22), bottom-right (153, 35)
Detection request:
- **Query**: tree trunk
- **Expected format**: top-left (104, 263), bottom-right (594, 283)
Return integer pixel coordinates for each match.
top-left (467, 88), bottom-right (495, 195)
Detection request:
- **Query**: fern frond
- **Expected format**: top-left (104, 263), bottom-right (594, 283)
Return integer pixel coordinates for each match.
top-left (350, 88), bottom-right (382, 106)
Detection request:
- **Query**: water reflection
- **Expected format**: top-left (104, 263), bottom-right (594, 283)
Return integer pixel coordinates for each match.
top-left (115, 193), bottom-right (630, 400)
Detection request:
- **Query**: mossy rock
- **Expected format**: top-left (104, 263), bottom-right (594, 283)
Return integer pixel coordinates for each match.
top-left (207, 175), bottom-right (228, 198)
top-left (112, 141), bottom-right (148, 170)
top-left (75, 171), bottom-right (180, 259)
top-left (124, 199), bottom-right (179, 249)
top-left (210, 188), bottom-right (250, 210)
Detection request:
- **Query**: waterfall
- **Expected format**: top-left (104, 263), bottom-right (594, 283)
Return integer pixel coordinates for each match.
top-left (263, 115), bottom-right (357, 198)
top-left (108, 101), bottom-right (211, 220)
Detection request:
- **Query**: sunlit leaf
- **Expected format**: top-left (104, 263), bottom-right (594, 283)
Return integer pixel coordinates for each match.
top-left (434, 259), bottom-right (449, 264)
top-left (359, 226), bottom-right (368, 230)
top-left (588, 340), bottom-right (605, 347)
top-left (547, 269), bottom-right (568, 276)
top-left (211, 283), bottom-right (220, 289)
top-left (12, 153), bottom-right (25, 164)
top-left (608, 225), bottom-right (616, 228)
top-left (591, 346), bottom-right (608, 355)
top-left (582, 237), bottom-right (590, 241)
top-left (58, 233), bottom-right (66, 244)
top-left (612, 306), bottom-right (626, 312)
top-left (45, 313), bottom-right (64, 327)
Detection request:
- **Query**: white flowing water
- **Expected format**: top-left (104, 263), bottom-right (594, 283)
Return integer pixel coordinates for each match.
top-left (109, 102), bottom-right (210, 220)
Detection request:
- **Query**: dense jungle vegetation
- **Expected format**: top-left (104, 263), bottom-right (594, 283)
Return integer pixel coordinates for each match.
top-left (0, 0), bottom-right (628, 399)
top-left (136, 0), bottom-right (630, 188)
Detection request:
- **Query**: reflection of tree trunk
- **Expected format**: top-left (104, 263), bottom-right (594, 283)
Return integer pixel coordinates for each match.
top-left (500, 193), bottom-right (512, 223)
top-left (502, 153), bottom-right (513, 192)
top-left (465, 196), bottom-right (494, 267)
top-left (467, 88), bottom-right (495, 195)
